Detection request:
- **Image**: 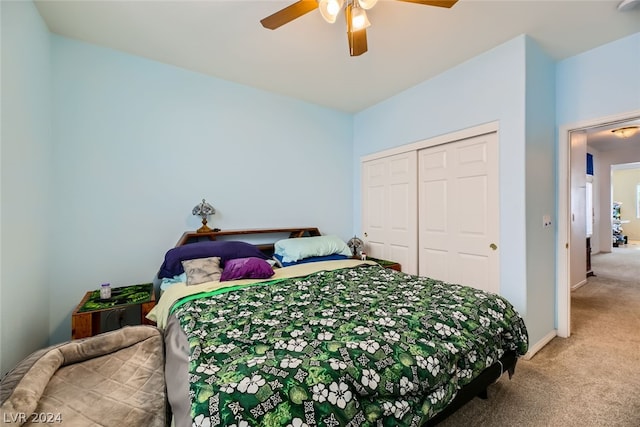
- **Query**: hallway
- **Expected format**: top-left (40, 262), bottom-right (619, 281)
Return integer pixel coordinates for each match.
top-left (590, 240), bottom-right (640, 283)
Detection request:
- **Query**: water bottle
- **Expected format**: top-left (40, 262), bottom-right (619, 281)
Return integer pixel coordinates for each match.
top-left (100, 283), bottom-right (112, 299)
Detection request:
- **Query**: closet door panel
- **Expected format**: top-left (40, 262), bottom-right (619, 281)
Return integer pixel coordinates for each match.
top-left (420, 248), bottom-right (449, 281)
top-left (419, 147), bottom-right (451, 281)
top-left (456, 253), bottom-right (490, 291)
top-left (363, 160), bottom-right (387, 260)
top-left (452, 136), bottom-right (497, 290)
top-left (362, 152), bottom-right (417, 274)
top-left (419, 132), bottom-right (499, 293)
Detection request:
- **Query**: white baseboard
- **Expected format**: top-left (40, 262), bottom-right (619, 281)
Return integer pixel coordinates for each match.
top-left (571, 279), bottom-right (587, 291)
top-left (522, 329), bottom-right (557, 360)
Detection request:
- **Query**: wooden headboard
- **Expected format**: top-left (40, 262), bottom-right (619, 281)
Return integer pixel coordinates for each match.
top-left (175, 227), bottom-right (321, 255)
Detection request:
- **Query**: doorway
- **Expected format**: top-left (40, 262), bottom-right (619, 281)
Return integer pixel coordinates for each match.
top-left (611, 163), bottom-right (640, 250)
top-left (557, 110), bottom-right (640, 338)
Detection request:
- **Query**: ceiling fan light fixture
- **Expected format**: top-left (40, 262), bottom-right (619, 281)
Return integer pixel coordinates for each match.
top-left (611, 126), bottom-right (639, 138)
top-left (319, 0), bottom-right (344, 23)
top-left (351, 6), bottom-right (371, 30)
top-left (260, 0), bottom-right (458, 55)
top-left (357, 0), bottom-right (378, 10)
top-left (618, 0), bottom-right (640, 11)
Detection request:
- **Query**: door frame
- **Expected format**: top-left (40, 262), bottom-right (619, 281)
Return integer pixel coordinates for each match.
top-left (557, 109), bottom-right (640, 338)
top-left (360, 121), bottom-right (499, 163)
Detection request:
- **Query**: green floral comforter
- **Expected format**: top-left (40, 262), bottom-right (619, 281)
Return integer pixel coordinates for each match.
top-left (173, 264), bottom-right (528, 427)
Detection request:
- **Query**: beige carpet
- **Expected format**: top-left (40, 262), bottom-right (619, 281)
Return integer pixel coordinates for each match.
top-left (438, 249), bottom-right (640, 426)
top-left (589, 242), bottom-right (640, 282)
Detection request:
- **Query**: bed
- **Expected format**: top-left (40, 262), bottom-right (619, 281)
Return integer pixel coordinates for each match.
top-left (147, 228), bottom-right (528, 426)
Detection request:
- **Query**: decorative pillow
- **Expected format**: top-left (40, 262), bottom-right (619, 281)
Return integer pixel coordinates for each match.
top-left (220, 257), bottom-right (274, 282)
top-left (274, 235), bottom-right (352, 263)
top-left (181, 257), bottom-right (222, 286)
top-left (272, 253), bottom-right (349, 268)
top-left (158, 241), bottom-right (268, 279)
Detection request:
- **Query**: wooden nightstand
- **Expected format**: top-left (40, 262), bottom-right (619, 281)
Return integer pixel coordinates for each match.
top-left (365, 257), bottom-right (402, 271)
top-left (71, 283), bottom-right (156, 339)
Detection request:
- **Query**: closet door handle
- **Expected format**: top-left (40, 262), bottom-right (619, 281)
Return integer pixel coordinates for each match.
top-left (489, 243), bottom-right (497, 251)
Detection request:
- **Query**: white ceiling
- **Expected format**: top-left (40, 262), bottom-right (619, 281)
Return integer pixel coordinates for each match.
top-left (34, 0), bottom-right (640, 114)
top-left (586, 118), bottom-right (640, 152)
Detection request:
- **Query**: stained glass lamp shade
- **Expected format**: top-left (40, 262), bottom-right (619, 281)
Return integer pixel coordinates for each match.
top-left (192, 199), bottom-right (216, 233)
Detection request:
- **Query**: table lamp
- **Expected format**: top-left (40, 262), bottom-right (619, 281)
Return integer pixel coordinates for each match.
top-left (192, 199), bottom-right (216, 233)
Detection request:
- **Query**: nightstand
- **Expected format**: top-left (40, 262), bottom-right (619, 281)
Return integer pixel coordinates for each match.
top-left (366, 257), bottom-right (402, 271)
top-left (71, 283), bottom-right (156, 339)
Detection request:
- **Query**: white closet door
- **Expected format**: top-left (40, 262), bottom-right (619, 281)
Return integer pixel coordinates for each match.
top-left (362, 152), bottom-right (418, 274)
top-left (569, 130), bottom-right (587, 288)
top-left (418, 132), bottom-right (499, 293)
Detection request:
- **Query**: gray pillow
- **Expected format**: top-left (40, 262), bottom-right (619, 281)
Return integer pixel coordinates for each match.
top-left (181, 257), bottom-right (222, 286)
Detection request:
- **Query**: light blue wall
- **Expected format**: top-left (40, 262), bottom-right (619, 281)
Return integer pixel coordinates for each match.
top-left (0, 0), bottom-right (52, 374)
top-left (524, 38), bottom-right (556, 344)
top-left (557, 32), bottom-right (640, 127)
top-left (48, 36), bottom-right (353, 344)
top-left (353, 36), bottom-right (529, 321)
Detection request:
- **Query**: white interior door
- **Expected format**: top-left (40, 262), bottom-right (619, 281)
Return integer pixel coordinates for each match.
top-left (570, 130), bottom-right (587, 288)
top-left (418, 132), bottom-right (499, 293)
top-left (362, 152), bottom-right (417, 274)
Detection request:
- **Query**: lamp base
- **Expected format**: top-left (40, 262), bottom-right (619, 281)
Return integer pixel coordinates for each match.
top-left (197, 219), bottom-right (213, 233)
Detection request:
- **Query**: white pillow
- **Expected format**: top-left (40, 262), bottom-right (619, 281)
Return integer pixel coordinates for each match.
top-left (274, 235), bottom-right (352, 263)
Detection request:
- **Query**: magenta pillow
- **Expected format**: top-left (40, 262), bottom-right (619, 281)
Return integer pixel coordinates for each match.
top-left (220, 257), bottom-right (275, 282)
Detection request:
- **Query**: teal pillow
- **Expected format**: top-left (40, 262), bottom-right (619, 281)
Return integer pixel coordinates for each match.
top-left (274, 235), bottom-right (352, 263)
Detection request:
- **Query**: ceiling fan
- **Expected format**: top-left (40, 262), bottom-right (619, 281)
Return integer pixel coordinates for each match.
top-left (260, 0), bottom-right (459, 57)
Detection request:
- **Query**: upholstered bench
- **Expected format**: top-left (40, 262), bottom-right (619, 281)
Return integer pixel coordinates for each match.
top-left (0, 326), bottom-right (166, 426)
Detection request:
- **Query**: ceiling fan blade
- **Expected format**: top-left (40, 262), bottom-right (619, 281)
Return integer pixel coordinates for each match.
top-left (346, 4), bottom-right (368, 56)
top-left (395, 0), bottom-right (458, 8)
top-left (260, 0), bottom-right (319, 30)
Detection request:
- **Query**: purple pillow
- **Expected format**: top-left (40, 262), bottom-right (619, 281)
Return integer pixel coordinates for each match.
top-left (220, 257), bottom-right (275, 282)
top-left (158, 241), bottom-right (268, 279)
